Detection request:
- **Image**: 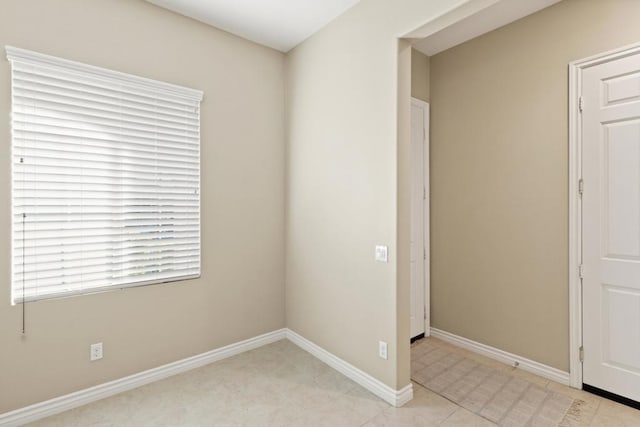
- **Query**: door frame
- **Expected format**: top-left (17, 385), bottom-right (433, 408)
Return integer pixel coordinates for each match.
top-left (410, 97), bottom-right (430, 336)
top-left (568, 41), bottom-right (640, 390)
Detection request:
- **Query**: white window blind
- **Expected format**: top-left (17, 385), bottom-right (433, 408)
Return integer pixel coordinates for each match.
top-left (7, 46), bottom-right (203, 304)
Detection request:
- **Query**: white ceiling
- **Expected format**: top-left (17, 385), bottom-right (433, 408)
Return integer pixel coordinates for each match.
top-left (146, 0), bottom-right (361, 52)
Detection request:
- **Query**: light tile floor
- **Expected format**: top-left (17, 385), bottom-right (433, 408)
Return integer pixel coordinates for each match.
top-left (29, 337), bottom-right (640, 426)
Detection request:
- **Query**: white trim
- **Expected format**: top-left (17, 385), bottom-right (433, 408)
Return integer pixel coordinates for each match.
top-left (430, 328), bottom-right (570, 386)
top-left (0, 329), bottom-right (286, 427)
top-left (285, 329), bottom-right (413, 407)
top-left (395, 384), bottom-right (414, 407)
top-left (568, 50), bottom-right (583, 391)
top-left (0, 328), bottom-right (414, 425)
top-left (409, 0), bottom-right (562, 56)
top-left (404, 0), bottom-right (500, 40)
top-left (5, 46), bottom-right (204, 102)
top-left (568, 41), bottom-right (640, 390)
top-left (410, 97), bottom-right (431, 337)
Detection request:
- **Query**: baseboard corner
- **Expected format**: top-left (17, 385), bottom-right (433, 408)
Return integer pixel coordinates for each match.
top-left (285, 328), bottom-right (412, 407)
top-left (395, 383), bottom-right (414, 407)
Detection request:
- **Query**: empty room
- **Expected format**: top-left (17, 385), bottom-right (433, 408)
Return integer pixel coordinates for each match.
top-left (1, 0), bottom-right (640, 426)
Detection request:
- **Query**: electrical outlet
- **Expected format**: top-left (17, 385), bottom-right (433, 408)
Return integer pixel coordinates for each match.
top-left (90, 342), bottom-right (103, 361)
top-left (379, 341), bottom-right (388, 360)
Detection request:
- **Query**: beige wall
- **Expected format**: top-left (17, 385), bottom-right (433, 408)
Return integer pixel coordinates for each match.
top-left (285, 0), bottom-right (468, 390)
top-left (430, 0), bottom-right (640, 371)
top-left (0, 0), bottom-right (285, 413)
top-left (411, 49), bottom-right (430, 102)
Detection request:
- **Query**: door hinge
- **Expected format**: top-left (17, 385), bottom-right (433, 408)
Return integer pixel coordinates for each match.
top-left (423, 247), bottom-right (426, 261)
top-left (423, 187), bottom-right (427, 200)
top-left (579, 346), bottom-right (584, 363)
top-left (578, 178), bottom-right (584, 198)
top-left (423, 127), bottom-right (426, 142)
top-left (578, 264), bottom-right (584, 279)
top-left (579, 96), bottom-right (584, 113)
top-left (424, 306), bottom-right (427, 320)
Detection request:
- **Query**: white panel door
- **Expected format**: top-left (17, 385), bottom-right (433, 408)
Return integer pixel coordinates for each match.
top-left (410, 99), bottom-right (429, 339)
top-left (582, 51), bottom-right (640, 402)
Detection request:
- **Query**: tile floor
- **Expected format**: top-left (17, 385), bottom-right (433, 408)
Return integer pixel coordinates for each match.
top-left (28, 337), bottom-right (640, 426)
top-left (410, 340), bottom-right (573, 425)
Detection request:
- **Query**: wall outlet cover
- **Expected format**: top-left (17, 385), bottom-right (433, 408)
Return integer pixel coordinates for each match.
top-left (90, 342), bottom-right (103, 361)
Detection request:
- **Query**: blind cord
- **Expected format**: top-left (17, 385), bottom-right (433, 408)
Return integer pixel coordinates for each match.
top-left (21, 211), bottom-right (26, 335)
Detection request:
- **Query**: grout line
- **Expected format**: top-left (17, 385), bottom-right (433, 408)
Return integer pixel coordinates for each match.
top-left (436, 406), bottom-right (462, 426)
top-left (587, 398), bottom-right (603, 427)
top-left (496, 381), bottom-right (533, 426)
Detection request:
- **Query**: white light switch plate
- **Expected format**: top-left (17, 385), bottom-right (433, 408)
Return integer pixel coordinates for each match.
top-left (375, 245), bottom-right (388, 263)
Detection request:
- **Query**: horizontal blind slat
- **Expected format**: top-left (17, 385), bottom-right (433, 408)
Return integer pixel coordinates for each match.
top-left (12, 208), bottom-right (198, 217)
top-left (16, 253), bottom-right (200, 278)
top-left (14, 243), bottom-right (200, 264)
top-left (14, 163), bottom-right (199, 182)
top-left (15, 219), bottom-right (200, 232)
top-left (13, 155), bottom-right (199, 175)
top-left (14, 202), bottom-right (198, 210)
top-left (13, 144), bottom-right (199, 168)
top-left (14, 173), bottom-right (198, 187)
top-left (14, 238), bottom-right (201, 256)
top-left (15, 231), bottom-right (201, 251)
top-left (15, 181), bottom-right (198, 194)
top-left (14, 211), bottom-right (199, 220)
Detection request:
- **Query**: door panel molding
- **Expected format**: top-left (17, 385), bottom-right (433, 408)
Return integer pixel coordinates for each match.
top-left (569, 41), bottom-right (640, 390)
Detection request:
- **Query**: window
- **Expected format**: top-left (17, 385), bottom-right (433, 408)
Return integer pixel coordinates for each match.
top-left (7, 46), bottom-right (203, 303)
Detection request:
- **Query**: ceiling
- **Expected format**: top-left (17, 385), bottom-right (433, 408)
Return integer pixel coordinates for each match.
top-left (146, 0), bottom-right (361, 52)
top-left (147, 0), bottom-right (563, 56)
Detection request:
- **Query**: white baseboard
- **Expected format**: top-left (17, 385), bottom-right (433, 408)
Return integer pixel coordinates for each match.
top-left (430, 327), bottom-right (570, 386)
top-left (285, 329), bottom-right (413, 407)
top-left (1, 327), bottom-right (415, 426)
top-left (0, 326), bottom-right (574, 426)
top-left (0, 329), bottom-right (287, 427)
